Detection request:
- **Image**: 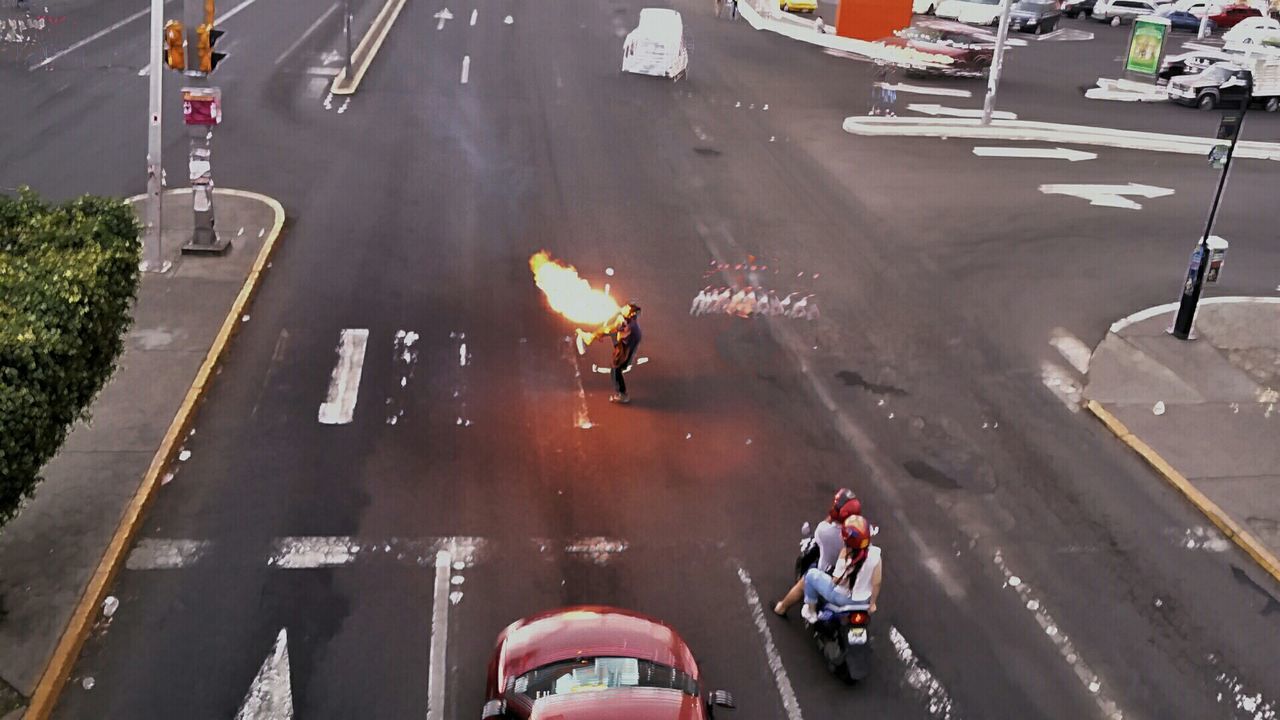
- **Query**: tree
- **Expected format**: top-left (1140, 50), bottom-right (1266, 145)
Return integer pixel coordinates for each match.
top-left (0, 188), bottom-right (141, 525)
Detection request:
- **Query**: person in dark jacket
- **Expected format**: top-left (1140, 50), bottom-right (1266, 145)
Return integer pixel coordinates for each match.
top-left (608, 304), bottom-right (642, 404)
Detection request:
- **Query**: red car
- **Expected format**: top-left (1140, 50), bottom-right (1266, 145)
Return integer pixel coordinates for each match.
top-left (1207, 4), bottom-right (1262, 27)
top-left (877, 19), bottom-right (996, 77)
top-left (482, 606), bottom-right (736, 720)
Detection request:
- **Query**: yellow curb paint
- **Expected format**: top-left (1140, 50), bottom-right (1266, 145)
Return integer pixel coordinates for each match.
top-left (331, 0), bottom-right (408, 95)
top-left (1086, 400), bottom-right (1280, 586)
top-left (22, 189), bottom-right (286, 720)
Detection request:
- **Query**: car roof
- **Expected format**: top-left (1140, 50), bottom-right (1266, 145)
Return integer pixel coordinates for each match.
top-left (497, 606), bottom-right (700, 684)
top-left (529, 688), bottom-right (704, 720)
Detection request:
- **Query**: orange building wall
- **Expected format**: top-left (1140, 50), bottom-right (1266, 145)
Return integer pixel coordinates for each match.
top-left (834, 0), bottom-right (913, 40)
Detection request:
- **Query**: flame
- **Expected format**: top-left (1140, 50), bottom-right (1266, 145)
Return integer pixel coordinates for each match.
top-left (529, 251), bottom-right (621, 326)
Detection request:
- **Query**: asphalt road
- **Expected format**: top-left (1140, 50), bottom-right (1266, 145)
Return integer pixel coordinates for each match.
top-left (2, 0), bottom-right (1279, 718)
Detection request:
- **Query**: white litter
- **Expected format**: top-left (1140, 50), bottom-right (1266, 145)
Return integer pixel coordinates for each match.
top-left (102, 596), bottom-right (119, 618)
top-left (1153, 401), bottom-right (1166, 416)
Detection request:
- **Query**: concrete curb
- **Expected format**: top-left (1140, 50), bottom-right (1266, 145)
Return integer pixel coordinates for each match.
top-left (842, 116), bottom-right (1280, 161)
top-left (1086, 399), bottom-right (1280, 586)
top-left (20, 189), bottom-right (286, 720)
top-left (331, 0), bottom-right (408, 95)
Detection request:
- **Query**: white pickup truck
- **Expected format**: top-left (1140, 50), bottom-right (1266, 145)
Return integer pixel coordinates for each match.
top-left (1167, 53), bottom-right (1280, 111)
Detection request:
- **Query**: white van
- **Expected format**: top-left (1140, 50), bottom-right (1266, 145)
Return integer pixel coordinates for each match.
top-left (622, 8), bottom-right (689, 78)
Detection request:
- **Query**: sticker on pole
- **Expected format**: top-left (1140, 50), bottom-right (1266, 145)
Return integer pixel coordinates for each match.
top-left (182, 86), bottom-right (222, 126)
top-left (1125, 17), bottom-right (1169, 76)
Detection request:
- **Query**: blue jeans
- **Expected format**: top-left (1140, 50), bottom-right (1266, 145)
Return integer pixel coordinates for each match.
top-left (803, 568), bottom-right (859, 608)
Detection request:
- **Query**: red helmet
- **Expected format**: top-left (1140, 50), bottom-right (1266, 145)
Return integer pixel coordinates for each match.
top-left (842, 515), bottom-right (872, 563)
top-left (829, 488), bottom-right (862, 522)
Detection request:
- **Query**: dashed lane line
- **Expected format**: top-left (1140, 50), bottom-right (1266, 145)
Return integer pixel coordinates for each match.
top-left (317, 328), bottom-right (369, 425)
top-left (734, 563), bottom-right (804, 720)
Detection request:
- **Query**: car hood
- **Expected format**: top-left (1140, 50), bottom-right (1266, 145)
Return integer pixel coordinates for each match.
top-left (530, 688), bottom-right (704, 720)
top-left (497, 606), bottom-right (700, 685)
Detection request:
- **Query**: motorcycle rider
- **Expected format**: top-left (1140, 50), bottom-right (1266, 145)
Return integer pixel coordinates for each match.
top-left (800, 514), bottom-right (883, 624)
top-left (773, 489), bottom-right (862, 617)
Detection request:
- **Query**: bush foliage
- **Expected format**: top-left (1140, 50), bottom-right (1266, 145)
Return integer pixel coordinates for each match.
top-left (0, 188), bottom-right (141, 525)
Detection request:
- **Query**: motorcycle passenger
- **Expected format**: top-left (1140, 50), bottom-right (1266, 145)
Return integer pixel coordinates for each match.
top-left (773, 489), bottom-right (862, 617)
top-left (800, 514), bottom-right (883, 625)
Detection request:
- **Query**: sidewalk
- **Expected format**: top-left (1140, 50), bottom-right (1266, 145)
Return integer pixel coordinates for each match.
top-left (1084, 298), bottom-right (1280, 582)
top-left (0, 189), bottom-right (283, 719)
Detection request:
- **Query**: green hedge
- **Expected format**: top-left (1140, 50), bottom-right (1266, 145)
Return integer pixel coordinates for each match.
top-left (0, 188), bottom-right (141, 525)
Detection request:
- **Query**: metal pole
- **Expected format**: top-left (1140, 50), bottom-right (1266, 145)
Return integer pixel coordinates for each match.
top-left (144, 0), bottom-right (164, 271)
top-left (1171, 82), bottom-right (1250, 340)
top-left (1197, 9), bottom-right (1210, 39)
top-left (344, 0), bottom-right (352, 77)
top-left (982, 0), bottom-right (1014, 126)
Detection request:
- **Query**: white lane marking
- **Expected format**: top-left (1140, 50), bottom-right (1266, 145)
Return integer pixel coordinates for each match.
top-left (427, 550), bottom-right (451, 720)
top-left (1040, 360), bottom-right (1082, 412)
top-left (470, 8), bottom-right (477, 25)
top-left (386, 330), bottom-right (420, 425)
top-left (266, 536), bottom-right (485, 568)
top-left (1168, 526), bottom-right (1232, 552)
top-left (235, 629), bottom-right (294, 720)
top-left (275, 2), bottom-right (341, 65)
top-left (1109, 296), bottom-right (1280, 334)
top-left (909, 103), bottom-right (1017, 120)
top-left (216, 0), bottom-right (264, 24)
top-left (459, 342), bottom-right (468, 367)
top-left (889, 627), bottom-right (958, 720)
top-left (993, 551), bottom-right (1125, 720)
top-left (1215, 670), bottom-right (1279, 719)
top-left (561, 537), bottom-right (628, 565)
top-left (29, 5), bottom-right (151, 70)
top-left (1038, 183), bottom-right (1174, 210)
top-left (434, 7), bottom-right (453, 29)
top-left (973, 146), bottom-right (1096, 162)
top-left (126, 538), bottom-right (210, 569)
top-left (876, 82), bottom-right (971, 98)
top-left (734, 564), bottom-right (804, 720)
top-left (318, 329), bottom-right (369, 425)
top-left (460, 54), bottom-right (470, 84)
top-left (1049, 327), bottom-right (1092, 374)
top-left (306, 66), bottom-right (342, 76)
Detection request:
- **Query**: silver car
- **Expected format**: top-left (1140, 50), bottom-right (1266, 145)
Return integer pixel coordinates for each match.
top-left (1092, 0), bottom-right (1157, 24)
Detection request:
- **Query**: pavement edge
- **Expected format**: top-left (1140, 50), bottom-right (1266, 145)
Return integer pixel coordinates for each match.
top-left (330, 0), bottom-right (408, 95)
top-left (1085, 399), bottom-right (1280, 586)
top-left (20, 189), bottom-right (287, 720)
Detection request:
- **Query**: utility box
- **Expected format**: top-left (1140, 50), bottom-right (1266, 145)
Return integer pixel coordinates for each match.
top-left (1204, 235), bottom-right (1228, 283)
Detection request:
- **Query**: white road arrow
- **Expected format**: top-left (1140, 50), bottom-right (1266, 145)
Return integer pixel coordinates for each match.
top-left (434, 8), bottom-right (453, 29)
top-left (907, 103), bottom-right (1017, 120)
top-left (1038, 183), bottom-right (1174, 210)
top-left (235, 629), bottom-right (294, 720)
top-left (973, 146), bottom-right (1097, 161)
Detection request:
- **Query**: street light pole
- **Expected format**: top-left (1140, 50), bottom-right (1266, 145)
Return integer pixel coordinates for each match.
top-left (144, 0), bottom-right (164, 271)
top-left (1171, 81), bottom-right (1250, 340)
top-left (344, 0), bottom-right (352, 78)
top-left (982, 0), bottom-right (1014, 126)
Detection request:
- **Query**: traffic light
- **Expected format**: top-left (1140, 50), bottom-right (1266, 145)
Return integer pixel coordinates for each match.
top-left (164, 20), bottom-right (185, 71)
top-left (195, 23), bottom-right (225, 74)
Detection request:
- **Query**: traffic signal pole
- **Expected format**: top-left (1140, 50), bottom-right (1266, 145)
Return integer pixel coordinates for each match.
top-left (144, 0), bottom-right (165, 271)
top-left (981, 0), bottom-right (1013, 126)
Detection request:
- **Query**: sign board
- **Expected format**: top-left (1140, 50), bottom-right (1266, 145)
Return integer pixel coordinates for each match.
top-left (182, 86), bottom-right (222, 126)
top-left (1125, 16), bottom-right (1170, 76)
top-left (1205, 235), bottom-right (1228, 283)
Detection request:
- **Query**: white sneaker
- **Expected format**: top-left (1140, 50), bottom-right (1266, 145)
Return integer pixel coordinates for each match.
top-left (800, 604), bottom-right (818, 624)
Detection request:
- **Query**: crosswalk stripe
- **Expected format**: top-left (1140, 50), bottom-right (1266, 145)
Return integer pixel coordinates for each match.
top-left (318, 329), bottom-right (369, 425)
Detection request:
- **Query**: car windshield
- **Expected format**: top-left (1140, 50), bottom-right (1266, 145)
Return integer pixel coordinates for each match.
top-left (1200, 66), bottom-right (1234, 82)
top-left (515, 657), bottom-right (699, 701)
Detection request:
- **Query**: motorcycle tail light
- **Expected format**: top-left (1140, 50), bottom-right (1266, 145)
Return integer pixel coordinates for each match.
top-left (851, 612), bottom-right (867, 625)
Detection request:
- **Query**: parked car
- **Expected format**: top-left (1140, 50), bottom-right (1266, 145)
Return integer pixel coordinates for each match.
top-left (877, 19), bottom-right (997, 76)
top-left (1158, 47), bottom-right (1236, 78)
top-left (481, 607), bottom-right (737, 720)
top-left (1168, 57), bottom-right (1280, 109)
top-left (1156, 5), bottom-right (1215, 29)
top-left (914, 0), bottom-right (943, 13)
top-left (1208, 4), bottom-right (1263, 26)
top-left (1010, 0), bottom-right (1064, 32)
top-left (1092, 0), bottom-right (1159, 23)
top-left (1222, 13), bottom-right (1280, 44)
top-left (936, 0), bottom-right (1006, 25)
top-left (1062, 0), bottom-right (1098, 17)
top-left (780, 0), bottom-right (818, 13)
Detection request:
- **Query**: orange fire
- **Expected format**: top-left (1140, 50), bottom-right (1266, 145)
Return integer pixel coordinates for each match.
top-left (529, 251), bottom-right (621, 326)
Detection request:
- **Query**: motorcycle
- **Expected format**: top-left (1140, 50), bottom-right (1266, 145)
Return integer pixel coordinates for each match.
top-left (794, 522), bottom-right (874, 683)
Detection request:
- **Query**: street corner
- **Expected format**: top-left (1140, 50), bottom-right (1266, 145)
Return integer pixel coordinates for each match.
top-left (1084, 297), bottom-right (1280, 585)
